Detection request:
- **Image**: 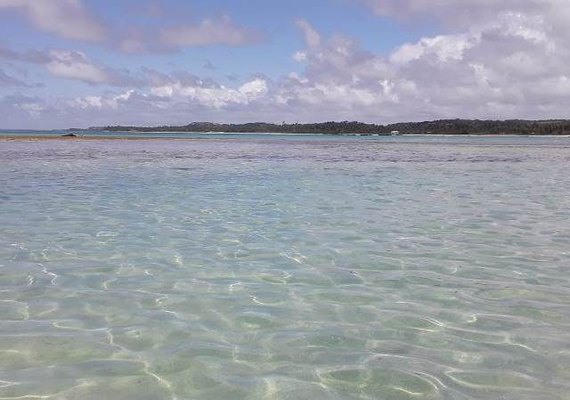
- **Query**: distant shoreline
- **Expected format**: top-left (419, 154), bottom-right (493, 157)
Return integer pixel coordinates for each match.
top-left (0, 135), bottom-right (208, 141)
top-left (2, 119), bottom-right (570, 136)
top-left (1, 133), bottom-right (569, 142)
top-left (93, 119), bottom-right (570, 136)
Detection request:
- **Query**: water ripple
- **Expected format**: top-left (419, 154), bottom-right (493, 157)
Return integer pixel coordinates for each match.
top-left (1, 137), bottom-right (569, 399)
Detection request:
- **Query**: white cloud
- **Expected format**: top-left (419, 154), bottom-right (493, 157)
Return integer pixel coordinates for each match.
top-left (0, 1), bottom-right (263, 53)
top-left (71, 90), bottom-right (134, 110)
top-left (160, 15), bottom-right (260, 47)
top-left (296, 19), bottom-right (321, 48)
top-left (361, 0), bottom-right (549, 23)
top-left (0, 0), bottom-right (105, 42)
top-left (0, 94), bottom-right (48, 124)
top-left (149, 77), bottom-right (268, 108)
top-left (270, 2), bottom-right (570, 122)
top-left (0, 46), bottom-right (145, 86)
top-left (390, 34), bottom-right (475, 64)
top-left (238, 78), bottom-right (268, 97)
top-left (2, 1), bottom-right (570, 127)
top-left (18, 102), bottom-right (44, 117)
top-left (293, 51), bottom-right (307, 62)
top-left (46, 50), bottom-right (109, 84)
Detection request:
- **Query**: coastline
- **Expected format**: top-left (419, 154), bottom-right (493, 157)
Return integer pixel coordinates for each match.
top-left (0, 135), bottom-right (209, 141)
top-left (1, 133), bottom-right (569, 141)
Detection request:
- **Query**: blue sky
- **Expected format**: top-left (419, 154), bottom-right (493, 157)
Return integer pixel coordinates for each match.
top-left (0, 0), bottom-right (568, 128)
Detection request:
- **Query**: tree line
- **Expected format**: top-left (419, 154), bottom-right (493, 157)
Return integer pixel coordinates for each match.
top-left (100, 119), bottom-right (570, 135)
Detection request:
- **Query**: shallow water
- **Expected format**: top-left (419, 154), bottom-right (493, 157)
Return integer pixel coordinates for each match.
top-left (1, 136), bottom-right (570, 399)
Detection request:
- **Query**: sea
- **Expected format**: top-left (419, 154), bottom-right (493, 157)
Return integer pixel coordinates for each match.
top-left (1, 132), bottom-right (569, 399)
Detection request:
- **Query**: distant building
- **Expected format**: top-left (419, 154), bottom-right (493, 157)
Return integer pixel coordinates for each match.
top-left (391, 130), bottom-right (401, 135)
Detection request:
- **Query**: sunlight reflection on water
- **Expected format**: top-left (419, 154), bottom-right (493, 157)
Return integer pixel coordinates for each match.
top-left (1, 136), bottom-right (569, 399)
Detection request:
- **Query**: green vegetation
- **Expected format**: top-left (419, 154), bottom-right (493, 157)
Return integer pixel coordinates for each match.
top-left (100, 119), bottom-right (570, 135)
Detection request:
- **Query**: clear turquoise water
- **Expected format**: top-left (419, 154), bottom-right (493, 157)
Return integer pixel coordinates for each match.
top-left (1, 136), bottom-right (569, 399)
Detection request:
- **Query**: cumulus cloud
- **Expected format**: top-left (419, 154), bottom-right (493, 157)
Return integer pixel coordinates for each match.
top-left (70, 90), bottom-right (134, 110)
top-left (390, 34), bottom-right (475, 64)
top-left (149, 77), bottom-right (268, 108)
top-left (5, 74), bottom-right (271, 128)
top-left (46, 50), bottom-right (109, 84)
top-left (0, 0), bottom-right (105, 42)
top-left (2, 0), bottom-right (570, 127)
top-left (274, 1), bottom-right (570, 121)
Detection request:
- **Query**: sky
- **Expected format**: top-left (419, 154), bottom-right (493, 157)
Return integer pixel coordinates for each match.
top-left (0, 0), bottom-right (569, 129)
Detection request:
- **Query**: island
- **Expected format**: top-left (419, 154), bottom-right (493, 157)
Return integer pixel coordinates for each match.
top-left (97, 119), bottom-right (570, 136)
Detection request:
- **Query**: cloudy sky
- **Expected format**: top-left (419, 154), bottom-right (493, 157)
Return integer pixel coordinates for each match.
top-left (0, 0), bottom-right (568, 129)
